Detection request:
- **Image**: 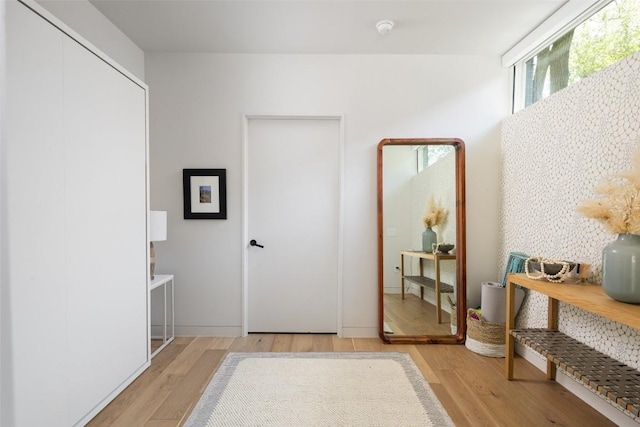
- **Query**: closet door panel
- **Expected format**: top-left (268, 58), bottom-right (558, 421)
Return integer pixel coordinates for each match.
top-left (62, 38), bottom-right (147, 423)
top-left (5, 2), bottom-right (69, 425)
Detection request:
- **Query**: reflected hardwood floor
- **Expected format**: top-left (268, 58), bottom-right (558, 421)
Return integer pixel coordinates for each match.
top-left (87, 335), bottom-right (616, 427)
top-left (384, 293), bottom-right (452, 335)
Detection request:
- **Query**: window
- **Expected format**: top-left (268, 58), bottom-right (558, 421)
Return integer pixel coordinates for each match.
top-left (521, 0), bottom-right (640, 108)
top-left (416, 145), bottom-right (453, 173)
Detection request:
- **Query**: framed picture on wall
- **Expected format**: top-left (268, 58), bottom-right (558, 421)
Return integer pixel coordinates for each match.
top-left (183, 169), bottom-right (227, 219)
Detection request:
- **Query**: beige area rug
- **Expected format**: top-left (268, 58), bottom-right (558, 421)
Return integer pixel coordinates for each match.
top-left (183, 352), bottom-right (454, 427)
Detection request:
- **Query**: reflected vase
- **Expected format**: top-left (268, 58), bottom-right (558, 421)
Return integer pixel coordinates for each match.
top-left (602, 233), bottom-right (640, 303)
top-left (422, 227), bottom-right (437, 252)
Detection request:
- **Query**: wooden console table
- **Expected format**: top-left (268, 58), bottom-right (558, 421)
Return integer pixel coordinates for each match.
top-left (505, 273), bottom-right (640, 419)
top-left (400, 250), bottom-right (455, 323)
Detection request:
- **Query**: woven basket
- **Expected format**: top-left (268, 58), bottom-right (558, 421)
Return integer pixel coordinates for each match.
top-left (465, 308), bottom-right (505, 358)
top-left (447, 296), bottom-right (457, 335)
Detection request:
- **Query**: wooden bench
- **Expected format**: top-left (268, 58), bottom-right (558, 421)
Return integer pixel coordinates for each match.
top-left (506, 273), bottom-right (640, 421)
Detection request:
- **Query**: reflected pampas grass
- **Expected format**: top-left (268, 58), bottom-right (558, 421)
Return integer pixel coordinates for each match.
top-left (422, 195), bottom-right (447, 228)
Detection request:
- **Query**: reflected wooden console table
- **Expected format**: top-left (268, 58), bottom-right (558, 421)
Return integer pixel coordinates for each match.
top-left (400, 250), bottom-right (456, 323)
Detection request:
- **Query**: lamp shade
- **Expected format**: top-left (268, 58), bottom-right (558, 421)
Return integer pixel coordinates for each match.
top-left (150, 211), bottom-right (167, 242)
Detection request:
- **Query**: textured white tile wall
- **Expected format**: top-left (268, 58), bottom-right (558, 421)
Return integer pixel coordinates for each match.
top-left (410, 151), bottom-right (457, 286)
top-left (501, 52), bottom-right (640, 368)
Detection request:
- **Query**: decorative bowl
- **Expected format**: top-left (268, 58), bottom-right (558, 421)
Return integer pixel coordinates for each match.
top-left (527, 259), bottom-right (576, 275)
top-left (436, 243), bottom-right (455, 254)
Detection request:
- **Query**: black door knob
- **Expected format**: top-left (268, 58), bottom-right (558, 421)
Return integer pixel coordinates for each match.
top-left (250, 239), bottom-right (264, 248)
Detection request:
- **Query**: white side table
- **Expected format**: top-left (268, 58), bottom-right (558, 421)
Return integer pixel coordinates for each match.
top-left (149, 274), bottom-right (175, 358)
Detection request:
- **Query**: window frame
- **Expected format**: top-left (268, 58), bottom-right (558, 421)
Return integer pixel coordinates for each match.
top-left (507, 0), bottom-right (613, 112)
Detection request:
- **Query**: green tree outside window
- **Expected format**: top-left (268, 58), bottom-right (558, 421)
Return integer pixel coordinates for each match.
top-left (524, 0), bottom-right (640, 107)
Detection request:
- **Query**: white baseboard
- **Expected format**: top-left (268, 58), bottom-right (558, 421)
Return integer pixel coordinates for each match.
top-left (174, 326), bottom-right (379, 338)
top-left (150, 324), bottom-right (167, 337)
top-left (341, 327), bottom-right (379, 338)
top-left (175, 326), bottom-right (242, 336)
top-left (515, 343), bottom-right (638, 426)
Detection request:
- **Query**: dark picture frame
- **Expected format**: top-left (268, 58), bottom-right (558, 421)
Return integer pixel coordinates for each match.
top-left (183, 169), bottom-right (227, 219)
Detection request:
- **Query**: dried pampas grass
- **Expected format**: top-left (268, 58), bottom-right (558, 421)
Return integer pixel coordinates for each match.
top-left (577, 144), bottom-right (640, 235)
top-left (423, 195), bottom-right (447, 228)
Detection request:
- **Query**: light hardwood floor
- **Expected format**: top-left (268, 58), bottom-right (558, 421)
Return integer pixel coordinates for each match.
top-left (88, 335), bottom-right (616, 427)
top-left (384, 293), bottom-right (452, 335)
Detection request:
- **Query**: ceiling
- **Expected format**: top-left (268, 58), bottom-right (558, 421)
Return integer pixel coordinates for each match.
top-left (88, 0), bottom-right (567, 55)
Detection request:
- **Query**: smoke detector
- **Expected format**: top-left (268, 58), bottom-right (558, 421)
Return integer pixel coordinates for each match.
top-left (376, 20), bottom-right (394, 35)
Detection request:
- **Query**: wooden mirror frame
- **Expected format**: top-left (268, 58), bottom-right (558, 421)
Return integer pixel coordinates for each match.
top-left (377, 138), bottom-right (466, 344)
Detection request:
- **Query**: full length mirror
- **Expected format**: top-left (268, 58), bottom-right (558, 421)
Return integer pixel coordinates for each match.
top-left (378, 138), bottom-right (466, 344)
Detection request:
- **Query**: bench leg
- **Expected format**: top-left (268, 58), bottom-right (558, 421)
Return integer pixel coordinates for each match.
top-left (506, 279), bottom-right (515, 380)
top-left (547, 297), bottom-right (558, 380)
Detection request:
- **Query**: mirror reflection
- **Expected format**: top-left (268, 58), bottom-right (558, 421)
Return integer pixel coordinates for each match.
top-left (378, 138), bottom-right (465, 344)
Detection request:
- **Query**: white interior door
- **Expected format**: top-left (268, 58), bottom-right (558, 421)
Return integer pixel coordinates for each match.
top-left (247, 117), bottom-right (340, 333)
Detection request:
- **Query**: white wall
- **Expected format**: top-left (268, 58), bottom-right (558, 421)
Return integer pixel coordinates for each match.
top-left (382, 146), bottom-right (415, 293)
top-left (147, 53), bottom-right (510, 336)
top-left (36, 0), bottom-right (145, 81)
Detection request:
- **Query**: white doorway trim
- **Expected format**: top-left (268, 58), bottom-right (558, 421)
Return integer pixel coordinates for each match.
top-left (241, 114), bottom-right (345, 337)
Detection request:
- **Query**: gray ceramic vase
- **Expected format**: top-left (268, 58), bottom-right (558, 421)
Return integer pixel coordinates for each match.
top-left (602, 233), bottom-right (640, 303)
top-left (422, 227), bottom-right (437, 252)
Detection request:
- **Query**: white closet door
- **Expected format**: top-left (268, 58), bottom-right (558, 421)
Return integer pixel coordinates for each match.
top-left (6, 2), bottom-right (148, 425)
top-left (5, 3), bottom-right (69, 425)
top-left (62, 38), bottom-right (148, 423)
